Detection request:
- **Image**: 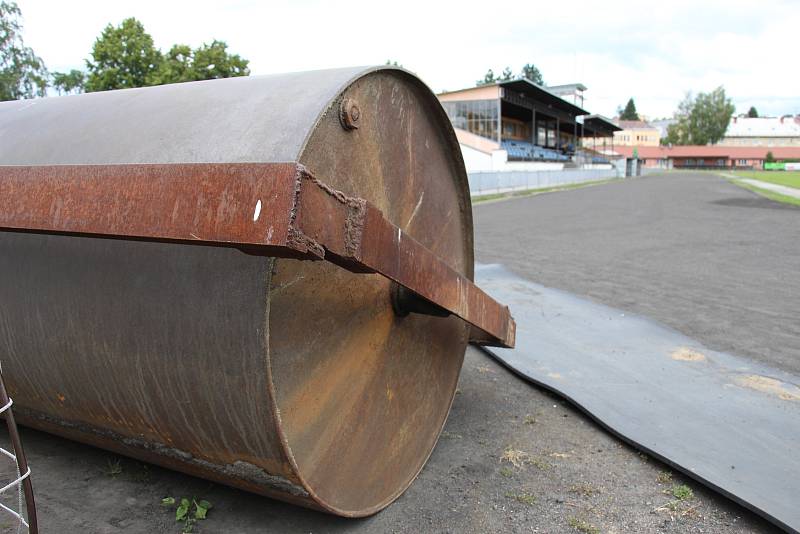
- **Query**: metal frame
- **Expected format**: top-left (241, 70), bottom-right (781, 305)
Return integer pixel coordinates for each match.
top-left (0, 369), bottom-right (37, 533)
top-left (0, 162), bottom-right (515, 348)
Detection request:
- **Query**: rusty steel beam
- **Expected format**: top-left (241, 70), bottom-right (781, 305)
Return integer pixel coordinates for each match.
top-left (0, 162), bottom-right (515, 348)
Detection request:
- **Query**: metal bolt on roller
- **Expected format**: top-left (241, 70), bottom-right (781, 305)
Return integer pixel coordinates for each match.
top-left (0, 66), bottom-right (515, 517)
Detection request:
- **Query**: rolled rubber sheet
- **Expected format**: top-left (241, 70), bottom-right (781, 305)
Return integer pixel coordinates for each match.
top-left (475, 264), bottom-right (800, 533)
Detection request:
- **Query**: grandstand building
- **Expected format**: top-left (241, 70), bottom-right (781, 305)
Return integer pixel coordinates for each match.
top-left (437, 80), bottom-right (619, 172)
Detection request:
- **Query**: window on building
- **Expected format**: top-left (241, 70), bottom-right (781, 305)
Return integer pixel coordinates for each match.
top-left (440, 100), bottom-right (499, 141)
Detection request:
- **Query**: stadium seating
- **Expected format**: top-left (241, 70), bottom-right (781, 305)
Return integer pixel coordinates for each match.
top-left (501, 140), bottom-right (570, 162)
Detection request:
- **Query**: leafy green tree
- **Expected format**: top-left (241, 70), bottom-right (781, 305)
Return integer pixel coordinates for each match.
top-left (664, 92), bottom-right (693, 145)
top-left (620, 98), bottom-right (640, 120)
top-left (765, 151), bottom-right (775, 163)
top-left (665, 87), bottom-right (734, 145)
top-left (187, 40), bottom-right (248, 81)
top-left (51, 69), bottom-right (85, 94)
top-left (0, 1), bottom-right (47, 101)
top-left (149, 44), bottom-right (193, 85)
top-left (84, 17), bottom-right (162, 91)
top-left (690, 87), bottom-right (735, 144)
top-left (520, 63), bottom-right (544, 85)
top-left (80, 18), bottom-right (249, 92)
top-left (747, 106), bottom-right (758, 118)
top-left (150, 40), bottom-right (249, 85)
top-left (499, 66), bottom-right (514, 81)
top-left (385, 59), bottom-right (402, 67)
top-left (477, 68), bottom-right (496, 86)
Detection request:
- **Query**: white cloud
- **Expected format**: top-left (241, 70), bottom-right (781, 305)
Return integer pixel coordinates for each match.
top-left (15, 0), bottom-right (800, 117)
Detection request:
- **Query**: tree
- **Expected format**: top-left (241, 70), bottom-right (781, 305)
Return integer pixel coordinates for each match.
top-left (747, 106), bottom-right (758, 118)
top-left (0, 1), bottom-right (47, 101)
top-left (186, 40), bottom-right (248, 81)
top-left (477, 69), bottom-right (496, 86)
top-left (620, 98), bottom-right (640, 120)
top-left (765, 151), bottom-right (775, 163)
top-left (520, 63), bottom-right (544, 85)
top-left (150, 40), bottom-right (249, 85)
top-left (51, 69), bottom-right (85, 95)
top-left (73, 17), bottom-right (248, 92)
top-left (499, 66), bottom-right (514, 82)
top-left (84, 18), bottom-right (162, 92)
top-left (664, 92), bottom-right (693, 145)
top-left (664, 87), bottom-right (734, 145)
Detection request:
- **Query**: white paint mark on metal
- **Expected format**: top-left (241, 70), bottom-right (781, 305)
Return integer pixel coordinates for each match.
top-left (253, 199), bottom-right (262, 221)
top-left (406, 192), bottom-right (424, 229)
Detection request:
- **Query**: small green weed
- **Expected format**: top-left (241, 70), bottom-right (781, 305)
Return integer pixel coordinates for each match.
top-left (671, 484), bottom-right (694, 500)
top-left (656, 471), bottom-right (672, 484)
top-left (528, 456), bottom-right (551, 470)
top-left (499, 466), bottom-right (513, 478)
top-left (105, 458), bottom-right (123, 478)
top-left (162, 496), bottom-right (213, 533)
top-left (505, 491), bottom-right (536, 505)
top-left (568, 516), bottom-right (600, 534)
top-left (569, 483), bottom-right (599, 497)
top-left (524, 414), bottom-right (537, 425)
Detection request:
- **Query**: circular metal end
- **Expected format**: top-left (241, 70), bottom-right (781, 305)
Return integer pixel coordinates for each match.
top-left (339, 98), bottom-right (361, 130)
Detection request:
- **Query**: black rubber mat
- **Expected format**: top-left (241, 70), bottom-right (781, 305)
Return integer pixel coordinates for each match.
top-left (475, 264), bottom-right (800, 533)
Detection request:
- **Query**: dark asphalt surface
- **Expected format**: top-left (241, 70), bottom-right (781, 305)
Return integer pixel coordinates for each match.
top-left (474, 172), bottom-right (800, 377)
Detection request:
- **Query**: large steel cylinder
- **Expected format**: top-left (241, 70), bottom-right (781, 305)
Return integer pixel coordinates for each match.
top-left (0, 67), bottom-right (473, 516)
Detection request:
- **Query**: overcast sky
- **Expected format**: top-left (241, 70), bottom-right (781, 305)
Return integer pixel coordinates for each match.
top-left (15, 0), bottom-right (800, 119)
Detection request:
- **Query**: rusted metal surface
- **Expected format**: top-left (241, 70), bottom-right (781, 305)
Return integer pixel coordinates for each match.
top-left (0, 66), bottom-right (512, 516)
top-left (0, 163), bottom-right (514, 347)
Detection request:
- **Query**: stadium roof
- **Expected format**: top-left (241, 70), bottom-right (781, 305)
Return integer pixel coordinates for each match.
top-left (546, 83), bottom-right (588, 92)
top-left (499, 78), bottom-right (589, 116)
top-left (437, 79), bottom-right (589, 117)
top-left (583, 114), bottom-right (622, 136)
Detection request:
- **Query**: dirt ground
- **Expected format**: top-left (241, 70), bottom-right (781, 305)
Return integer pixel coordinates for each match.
top-left (0, 172), bottom-right (788, 533)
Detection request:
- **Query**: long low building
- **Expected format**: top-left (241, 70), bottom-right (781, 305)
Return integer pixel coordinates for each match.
top-left (613, 145), bottom-right (800, 170)
top-left (437, 80), bottom-right (620, 172)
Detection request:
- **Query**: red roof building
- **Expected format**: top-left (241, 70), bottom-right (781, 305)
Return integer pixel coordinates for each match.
top-left (612, 145), bottom-right (800, 170)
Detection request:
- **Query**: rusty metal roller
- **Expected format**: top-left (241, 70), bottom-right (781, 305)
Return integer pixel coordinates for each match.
top-left (0, 66), bottom-right (514, 516)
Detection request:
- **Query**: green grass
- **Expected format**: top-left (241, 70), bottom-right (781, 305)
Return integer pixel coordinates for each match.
top-left (729, 179), bottom-right (800, 207)
top-left (505, 491), bottom-right (537, 505)
top-left (471, 177), bottom-right (625, 204)
top-left (731, 170), bottom-right (800, 189)
top-left (568, 516), bottom-right (600, 534)
top-left (670, 484), bottom-right (694, 500)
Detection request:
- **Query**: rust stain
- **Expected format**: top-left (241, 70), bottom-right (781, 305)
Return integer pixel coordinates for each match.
top-left (671, 347), bottom-right (707, 362)
top-left (734, 375), bottom-right (800, 401)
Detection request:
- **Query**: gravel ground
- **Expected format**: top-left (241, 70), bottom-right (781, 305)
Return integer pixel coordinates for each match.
top-left (0, 171), bottom-right (788, 533)
top-left (0, 346), bottom-right (775, 533)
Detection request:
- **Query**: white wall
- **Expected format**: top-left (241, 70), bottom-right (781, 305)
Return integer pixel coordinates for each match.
top-left (459, 144), bottom-right (497, 172)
